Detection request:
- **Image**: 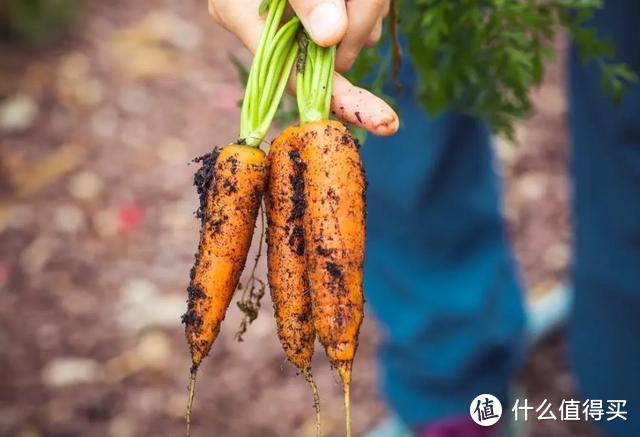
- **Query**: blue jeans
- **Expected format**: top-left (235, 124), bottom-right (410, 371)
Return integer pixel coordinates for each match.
top-left (568, 2), bottom-right (640, 436)
top-left (361, 1), bottom-right (639, 434)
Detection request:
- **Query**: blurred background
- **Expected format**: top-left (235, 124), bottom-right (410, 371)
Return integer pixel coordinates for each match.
top-left (0, 0), bottom-right (595, 436)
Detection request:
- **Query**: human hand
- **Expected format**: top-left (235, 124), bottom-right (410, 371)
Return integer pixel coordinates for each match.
top-left (209, 0), bottom-right (398, 136)
top-left (288, 0), bottom-right (389, 72)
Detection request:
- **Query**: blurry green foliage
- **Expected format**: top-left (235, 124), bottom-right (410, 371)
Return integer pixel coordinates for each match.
top-left (349, 0), bottom-right (638, 139)
top-left (0, 0), bottom-right (82, 42)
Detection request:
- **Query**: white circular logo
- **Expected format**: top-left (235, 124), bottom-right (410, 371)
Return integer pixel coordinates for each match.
top-left (469, 394), bottom-right (502, 426)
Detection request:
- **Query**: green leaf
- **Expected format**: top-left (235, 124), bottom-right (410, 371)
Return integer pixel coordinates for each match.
top-left (349, 0), bottom-right (637, 139)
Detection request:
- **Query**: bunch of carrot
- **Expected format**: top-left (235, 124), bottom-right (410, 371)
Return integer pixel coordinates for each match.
top-left (183, 2), bottom-right (366, 436)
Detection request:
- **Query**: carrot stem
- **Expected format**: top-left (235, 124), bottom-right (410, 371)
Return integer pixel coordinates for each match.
top-left (239, 0), bottom-right (300, 147)
top-left (255, 0), bottom-right (286, 85)
top-left (258, 18), bottom-right (300, 119)
top-left (322, 47), bottom-right (335, 120)
top-left (241, 0), bottom-right (278, 136)
top-left (296, 34), bottom-right (335, 124)
top-left (255, 42), bottom-right (299, 141)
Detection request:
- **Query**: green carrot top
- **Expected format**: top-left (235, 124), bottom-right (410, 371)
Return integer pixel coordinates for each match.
top-left (238, 0), bottom-right (300, 147)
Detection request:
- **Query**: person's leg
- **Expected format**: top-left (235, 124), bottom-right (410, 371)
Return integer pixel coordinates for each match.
top-left (361, 55), bottom-right (525, 427)
top-left (568, 1), bottom-right (640, 435)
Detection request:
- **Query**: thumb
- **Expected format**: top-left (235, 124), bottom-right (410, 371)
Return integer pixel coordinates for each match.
top-left (289, 0), bottom-right (347, 46)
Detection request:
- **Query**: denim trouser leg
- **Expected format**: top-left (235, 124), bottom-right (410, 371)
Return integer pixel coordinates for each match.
top-left (568, 2), bottom-right (640, 435)
top-left (361, 62), bottom-right (525, 425)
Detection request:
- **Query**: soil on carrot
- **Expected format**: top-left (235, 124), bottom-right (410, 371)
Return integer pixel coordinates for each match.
top-left (325, 262), bottom-right (343, 278)
top-left (288, 225), bottom-right (305, 256)
top-left (288, 149), bottom-right (306, 222)
top-left (0, 0), bottom-right (595, 434)
top-left (193, 148), bottom-right (220, 222)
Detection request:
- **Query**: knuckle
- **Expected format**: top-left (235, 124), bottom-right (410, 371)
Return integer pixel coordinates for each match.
top-left (366, 26), bottom-right (382, 46)
top-left (337, 51), bottom-right (358, 72)
top-left (365, 35), bottom-right (379, 47)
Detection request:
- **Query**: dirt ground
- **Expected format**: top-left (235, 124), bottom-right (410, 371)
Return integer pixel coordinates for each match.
top-left (0, 0), bottom-right (600, 436)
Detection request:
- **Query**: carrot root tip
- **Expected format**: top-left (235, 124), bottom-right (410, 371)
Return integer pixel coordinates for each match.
top-left (303, 368), bottom-right (321, 437)
top-left (344, 381), bottom-right (351, 437)
top-left (337, 362), bottom-right (353, 437)
top-left (185, 367), bottom-right (199, 437)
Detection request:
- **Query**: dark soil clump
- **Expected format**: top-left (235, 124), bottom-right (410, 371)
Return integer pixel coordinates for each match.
top-left (193, 148), bottom-right (220, 222)
top-left (288, 149), bottom-right (307, 221)
top-left (325, 262), bottom-right (343, 278)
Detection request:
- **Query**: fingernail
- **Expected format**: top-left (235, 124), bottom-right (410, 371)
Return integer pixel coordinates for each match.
top-left (307, 2), bottom-right (341, 45)
top-left (374, 112), bottom-right (400, 136)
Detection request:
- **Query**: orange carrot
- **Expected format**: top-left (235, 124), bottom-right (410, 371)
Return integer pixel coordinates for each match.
top-left (184, 145), bottom-right (267, 368)
top-left (265, 126), bottom-right (321, 434)
top-left (182, 2), bottom-right (301, 434)
top-left (183, 145), bottom-right (267, 433)
top-left (299, 120), bottom-right (365, 437)
top-left (293, 28), bottom-right (367, 435)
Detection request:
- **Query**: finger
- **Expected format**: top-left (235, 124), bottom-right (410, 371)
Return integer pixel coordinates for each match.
top-left (331, 74), bottom-right (399, 136)
top-left (287, 72), bottom-right (398, 136)
top-left (364, 16), bottom-right (383, 48)
top-left (363, 0), bottom-right (388, 48)
top-left (289, 0), bottom-right (348, 47)
top-left (211, 1), bottom-right (265, 53)
top-left (335, 0), bottom-right (387, 72)
top-left (208, 1), bottom-right (221, 23)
